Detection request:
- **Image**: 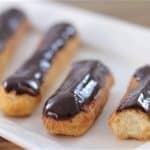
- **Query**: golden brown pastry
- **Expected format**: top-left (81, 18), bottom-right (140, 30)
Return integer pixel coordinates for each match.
top-left (109, 65), bottom-right (150, 140)
top-left (0, 23), bottom-right (79, 117)
top-left (0, 8), bottom-right (29, 77)
top-left (43, 60), bottom-right (114, 136)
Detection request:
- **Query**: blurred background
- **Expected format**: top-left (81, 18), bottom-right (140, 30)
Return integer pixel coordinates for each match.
top-left (0, 0), bottom-right (150, 149)
top-left (55, 0), bottom-right (150, 27)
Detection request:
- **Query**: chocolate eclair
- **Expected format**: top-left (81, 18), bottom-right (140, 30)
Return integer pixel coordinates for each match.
top-left (0, 8), bottom-right (29, 77)
top-left (109, 65), bottom-right (150, 140)
top-left (0, 23), bottom-right (79, 117)
top-left (43, 60), bottom-right (114, 136)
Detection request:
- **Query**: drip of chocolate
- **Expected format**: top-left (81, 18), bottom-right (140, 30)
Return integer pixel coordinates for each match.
top-left (0, 8), bottom-right (26, 51)
top-left (117, 65), bottom-right (150, 115)
top-left (43, 60), bottom-right (110, 120)
top-left (3, 23), bottom-right (76, 96)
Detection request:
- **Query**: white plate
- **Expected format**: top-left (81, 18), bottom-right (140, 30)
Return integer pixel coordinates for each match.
top-left (0, 2), bottom-right (149, 150)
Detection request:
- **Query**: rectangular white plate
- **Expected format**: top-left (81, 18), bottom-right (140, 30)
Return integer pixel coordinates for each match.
top-left (0, 2), bottom-right (149, 150)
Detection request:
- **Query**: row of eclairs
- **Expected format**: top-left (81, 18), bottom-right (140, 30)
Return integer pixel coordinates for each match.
top-left (0, 8), bottom-right (149, 140)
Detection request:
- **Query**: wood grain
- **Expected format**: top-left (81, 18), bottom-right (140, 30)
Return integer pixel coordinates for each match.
top-left (1, 1), bottom-right (150, 149)
top-left (0, 138), bottom-right (23, 150)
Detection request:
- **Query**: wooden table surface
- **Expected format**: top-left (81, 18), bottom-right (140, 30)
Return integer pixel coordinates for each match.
top-left (1, 1), bottom-right (150, 149)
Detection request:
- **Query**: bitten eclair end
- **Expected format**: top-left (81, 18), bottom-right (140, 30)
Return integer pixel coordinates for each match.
top-left (109, 65), bottom-right (150, 140)
top-left (43, 60), bottom-right (114, 136)
top-left (0, 23), bottom-right (79, 117)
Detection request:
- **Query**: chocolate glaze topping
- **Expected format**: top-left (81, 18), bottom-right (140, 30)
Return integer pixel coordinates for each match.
top-left (3, 23), bottom-right (76, 96)
top-left (117, 65), bottom-right (150, 115)
top-left (0, 8), bottom-right (26, 51)
top-left (134, 65), bottom-right (150, 80)
top-left (43, 60), bottom-right (110, 120)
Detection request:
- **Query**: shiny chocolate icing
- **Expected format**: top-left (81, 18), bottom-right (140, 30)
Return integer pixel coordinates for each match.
top-left (134, 65), bottom-right (150, 80)
top-left (0, 8), bottom-right (25, 51)
top-left (43, 60), bottom-right (110, 120)
top-left (117, 65), bottom-right (150, 115)
top-left (3, 23), bottom-right (76, 96)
